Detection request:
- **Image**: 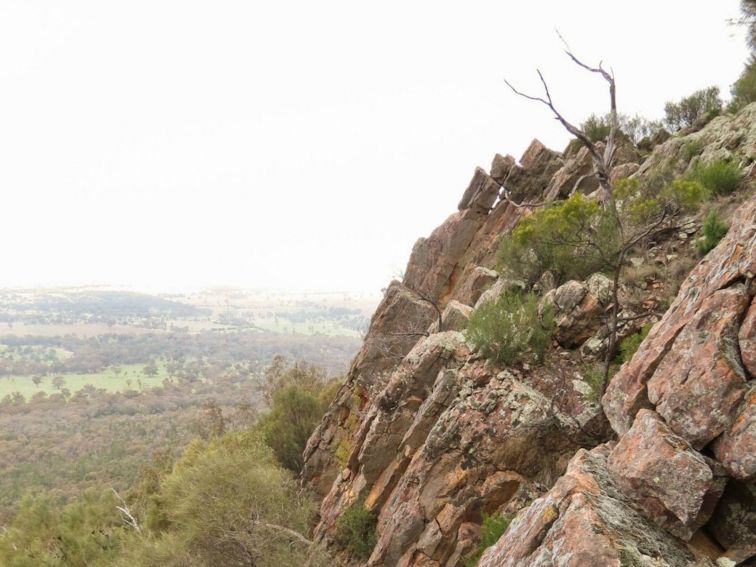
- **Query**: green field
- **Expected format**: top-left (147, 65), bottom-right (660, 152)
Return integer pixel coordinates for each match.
top-left (0, 362), bottom-right (171, 400)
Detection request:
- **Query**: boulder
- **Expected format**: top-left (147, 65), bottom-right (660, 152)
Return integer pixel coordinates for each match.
top-left (544, 145), bottom-right (594, 200)
top-left (503, 139), bottom-right (563, 203)
top-left (473, 277), bottom-right (526, 309)
top-left (458, 167), bottom-right (501, 212)
top-left (646, 286), bottom-right (749, 449)
top-left (453, 266), bottom-right (498, 307)
top-left (610, 162), bottom-right (640, 183)
top-left (713, 384), bottom-right (756, 480)
top-left (607, 410), bottom-right (728, 540)
top-left (403, 208), bottom-right (486, 300)
top-left (367, 368), bottom-right (604, 566)
top-left (544, 274), bottom-right (613, 348)
top-left (479, 445), bottom-right (715, 567)
top-left (490, 154), bottom-right (516, 185)
top-left (428, 300), bottom-right (473, 333)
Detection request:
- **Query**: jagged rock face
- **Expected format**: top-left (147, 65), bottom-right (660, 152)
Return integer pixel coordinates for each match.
top-left (478, 445), bottom-right (717, 567)
top-left (603, 197), bottom-right (756, 440)
top-left (366, 366), bottom-right (603, 567)
top-left (636, 102), bottom-right (756, 181)
top-left (503, 140), bottom-right (563, 203)
top-left (304, 104), bottom-right (756, 566)
top-left (477, 193), bottom-right (755, 566)
top-left (303, 137), bottom-right (562, 506)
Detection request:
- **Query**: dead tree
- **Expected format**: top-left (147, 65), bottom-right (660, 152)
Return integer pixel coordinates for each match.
top-left (504, 34), bottom-right (618, 202)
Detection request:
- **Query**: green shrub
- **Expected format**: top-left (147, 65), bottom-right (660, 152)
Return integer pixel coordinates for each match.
top-left (498, 193), bottom-right (619, 285)
top-left (462, 513), bottom-right (514, 567)
top-left (580, 113), bottom-right (661, 144)
top-left (728, 59), bottom-right (756, 112)
top-left (696, 211), bottom-right (729, 254)
top-left (664, 86), bottom-right (722, 131)
top-left (579, 363), bottom-right (605, 402)
top-left (581, 114), bottom-right (612, 142)
top-left (681, 140), bottom-right (704, 163)
top-left (257, 358), bottom-right (342, 473)
top-left (617, 323), bottom-right (652, 364)
top-left (692, 159), bottom-right (743, 195)
top-left (334, 500), bottom-right (378, 560)
top-left (465, 291), bottom-right (555, 366)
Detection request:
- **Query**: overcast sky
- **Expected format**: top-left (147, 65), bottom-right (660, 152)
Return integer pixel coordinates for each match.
top-left (0, 1), bottom-right (749, 293)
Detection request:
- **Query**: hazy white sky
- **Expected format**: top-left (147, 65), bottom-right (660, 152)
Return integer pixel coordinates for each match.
top-left (0, 1), bottom-right (748, 293)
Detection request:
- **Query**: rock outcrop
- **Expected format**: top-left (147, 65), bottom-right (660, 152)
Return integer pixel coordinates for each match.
top-left (304, 103), bottom-right (756, 566)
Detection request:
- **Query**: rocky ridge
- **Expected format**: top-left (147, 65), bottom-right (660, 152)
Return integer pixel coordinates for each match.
top-left (304, 103), bottom-right (756, 566)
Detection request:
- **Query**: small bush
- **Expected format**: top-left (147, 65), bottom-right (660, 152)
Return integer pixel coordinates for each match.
top-left (692, 159), bottom-right (743, 196)
top-left (681, 140), bottom-right (704, 163)
top-left (617, 323), bottom-right (652, 364)
top-left (498, 193), bottom-right (618, 284)
top-left (580, 113), bottom-right (661, 144)
top-left (463, 513), bottom-right (514, 567)
top-left (334, 500), bottom-right (378, 560)
top-left (581, 114), bottom-right (612, 142)
top-left (579, 363), bottom-right (605, 402)
top-left (664, 86), bottom-right (722, 131)
top-left (696, 211), bottom-right (729, 254)
top-left (466, 291), bottom-right (555, 366)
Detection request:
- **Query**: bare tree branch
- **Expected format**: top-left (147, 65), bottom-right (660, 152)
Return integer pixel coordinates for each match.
top-left (111, 488), bottom-right (141, 534)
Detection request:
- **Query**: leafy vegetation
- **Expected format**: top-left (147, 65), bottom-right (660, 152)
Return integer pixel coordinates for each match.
top-left (579, 363), bottom-right (606, 402)
top-left (0, 359), bottom-right (340, 566)
top-left (462, 513), bottom-right (514, 567)
top-left (257, 359), bottom-right (342, 472)
top-left (334, 499), bottom-right (378, 560)
top-left (663, 86), bottom-right (722, 131)
top-left (681, 140), bottom-right (704, 163)
top-left (580, 113), bottom-right (661, 144)
top-left (617, 323), bottom-right (652, 364)
top-left (465, 291), bottom-right (555, 365)
top-left (0, 490), bottom-right (131, 566)
top-left (696, 211), bottom-right (730, 254)
top-left (691, 159), bottom-right (743, 195)
top-left (498, 193), bottom-right (615, 285)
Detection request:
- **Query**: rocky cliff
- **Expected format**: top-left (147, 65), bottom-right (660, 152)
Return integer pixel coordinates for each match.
top-left (304, 103), bottom-right (756, 566)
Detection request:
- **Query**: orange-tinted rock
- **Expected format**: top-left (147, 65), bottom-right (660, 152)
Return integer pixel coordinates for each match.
top-left (713, 384), bottom-right (756, 480)
top-left (603, 196), bottom-right (756, 437)
top-left (646, 286), bottom-right (749, 448)
top-left (607, 410), bottom-right (727, 540)
top-left (479, 445), bottom-right (713, 567)
top-left (453, 266), bottom-right (498, 307)
top-left (366, 368), bottom-right (603, 566)
top-left (740, 297), bottom-right (756, 378)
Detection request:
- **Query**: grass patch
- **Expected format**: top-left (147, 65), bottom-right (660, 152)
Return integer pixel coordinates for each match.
top-left (334, 499), bottom-right (378, 560)
top-left (616, 324), bottom-right (652, 365)
top-left (696, 211), bottom-right (729, 254)
top-left (681, 140), bottom-right (704, 163)
top-left (0, 362), bottom-right (170, 400)
top-left (463, 513), bottom-right (514, 567)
